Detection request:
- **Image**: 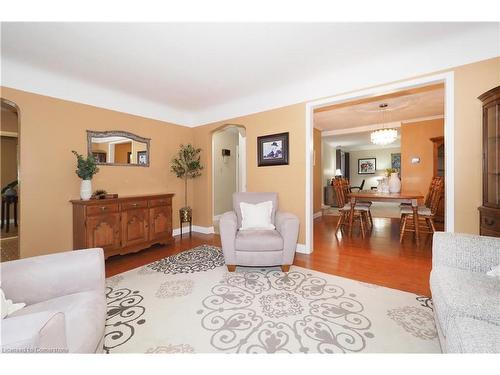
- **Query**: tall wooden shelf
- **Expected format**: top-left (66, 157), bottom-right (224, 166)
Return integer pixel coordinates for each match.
top-left (478, 85), bottom-right (500, 237)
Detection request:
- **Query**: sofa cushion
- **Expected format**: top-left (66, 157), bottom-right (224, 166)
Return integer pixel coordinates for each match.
top-left (430, 266), bottom-right (500, 337)
top-left (10, 290), bottom-right (106, 353)
top-left (235, 229), bottom-right (283, 251)
top-left (445, 317), bottom-right (500, 353)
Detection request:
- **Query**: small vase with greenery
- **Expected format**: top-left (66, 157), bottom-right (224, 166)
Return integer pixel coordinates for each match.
top-left (72, 151), bottom-right (99, 200)
top-left (170, 144), bottom-right (203, 221)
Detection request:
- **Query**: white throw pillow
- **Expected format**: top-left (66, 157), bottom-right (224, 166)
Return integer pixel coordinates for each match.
top-left (1, 288), bottom-right (25, 319)
top-left (486, 264), bottom-right (500, 278)
top-left (240, 201), bottom-right (275, 230)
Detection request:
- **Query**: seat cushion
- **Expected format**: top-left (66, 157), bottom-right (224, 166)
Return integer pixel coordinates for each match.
top-left (235, 229), bottom-right (283, 251)
top-left (446, 316), bottom-right (500, 353)
top-left (339, 204), bottom-right (369, 212)
top-left (10, 290), bottom-right (106, 353)
top-left (400, 205), bottom-right (431, 215)
top-left (357, 201), bottom-right (372, 207)
top-left (430, 266), bottom-right (500, 337)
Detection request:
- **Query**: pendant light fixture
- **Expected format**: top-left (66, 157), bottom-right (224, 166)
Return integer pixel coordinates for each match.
top-left (370, 103), bottom-right (398, 145)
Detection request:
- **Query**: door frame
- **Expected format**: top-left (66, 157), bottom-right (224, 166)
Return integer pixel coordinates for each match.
top-left (304, 72), bottom-right (455, 254)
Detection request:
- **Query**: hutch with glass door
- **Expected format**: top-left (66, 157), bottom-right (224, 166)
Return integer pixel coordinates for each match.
top-left (479, 86), bottom-right (500, 237)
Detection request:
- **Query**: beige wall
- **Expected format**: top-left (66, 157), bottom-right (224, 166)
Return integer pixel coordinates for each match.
top-left (401, 119), bottom-right (444, 200)
top-left (452, 57), bottom-right (500, 233)
top-left (313, 128), bottom-right (322, 213)
top-left (322, 140), bottom-right (336, 188)
top-left (192, 104), bottom-right (306, 243)
top-left (213, 128), bottom-right (238, 216)
top-left (114, 142), bottom-right (132, 164)
top-left (349, 147), bottom-right (401, 189)
top-left (0, 87), bottom-right (194, 259)
top-left (1, 136), bottom-right (18, 188)
top-left (1, 57), bottom-right (498, 258)
top-left (1, 106), bottom-right (19, 133)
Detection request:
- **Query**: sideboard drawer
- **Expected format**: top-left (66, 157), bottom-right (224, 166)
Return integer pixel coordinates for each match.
top-left (87, 203), bottom-right (119, 216)
top-left (149, 197), bottom-right (171, 207)
top-left (480, 212), bottom-right (500, 232)
top-left (121, 200), bottom-right (148, 211)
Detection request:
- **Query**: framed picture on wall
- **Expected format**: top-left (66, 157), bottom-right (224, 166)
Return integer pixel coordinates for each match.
top-left (137, 151), bottom-right (148, 165)
top-left (391, 153), bottom-right (401, 171)
top-left (257, 132), bottom-right (289, 166)
top-left (358, 158), bottom-right (376, 174)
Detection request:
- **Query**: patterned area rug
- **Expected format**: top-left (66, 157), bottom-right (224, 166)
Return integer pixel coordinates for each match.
top-left (104, 245), bottom-right (441, 353)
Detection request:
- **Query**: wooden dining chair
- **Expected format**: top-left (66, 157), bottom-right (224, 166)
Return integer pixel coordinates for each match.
top-left (342, 178), bottom-right (373, 229)
top-left (400, 176), bottom-right (442, 208)
top-left (333, 178), bottom-right (370, 238)
top-left (399, 177), bottom-right (444, 242)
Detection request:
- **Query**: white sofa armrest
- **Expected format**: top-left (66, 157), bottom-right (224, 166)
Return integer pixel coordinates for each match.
top-left (1, 311), bottom-right (68, 353)
top-left (1, 248), bottom-right (105, 305)
top-left (432, 232), bottom-right (500, 273)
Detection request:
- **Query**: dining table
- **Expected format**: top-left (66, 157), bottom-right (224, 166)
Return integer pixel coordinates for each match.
top-left (347, 190), bottom-right (424, 244)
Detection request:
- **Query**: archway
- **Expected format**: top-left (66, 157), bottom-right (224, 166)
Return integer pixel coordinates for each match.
top-left (211, 124), bottom-right (246, 221)
top-left (1, 98), bottom-right (21, 260)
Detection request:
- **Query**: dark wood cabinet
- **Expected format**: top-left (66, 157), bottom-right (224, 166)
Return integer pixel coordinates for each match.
top-left (479, 86), bottom-right (500, 237)
top-left (71, 194), bottom-right (174, 258)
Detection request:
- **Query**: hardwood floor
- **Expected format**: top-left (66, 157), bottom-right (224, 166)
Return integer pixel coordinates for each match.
top-left (106, 215), bottom-right (434, 296)
top-left (296, 215), bottom-right (434, 296)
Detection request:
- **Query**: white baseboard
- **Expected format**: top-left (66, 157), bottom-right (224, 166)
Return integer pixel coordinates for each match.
top-left (173, 225), bottom-right (215, 236)
top-left (313, 211), bottom-right (323, 219)
top-left (296, 243), bottom-right (311, 254)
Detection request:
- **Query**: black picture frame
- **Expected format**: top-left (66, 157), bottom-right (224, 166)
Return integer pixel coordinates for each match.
top-left (358, 158), bottom-right (376, 174)
top-left (257, 132), bottom-right (289, 167)
top-left (137, 151), bottom-right (148, 165)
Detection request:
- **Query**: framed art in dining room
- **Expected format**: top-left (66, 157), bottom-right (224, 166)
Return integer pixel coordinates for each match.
top-left (358, 158), bottom-right (376, 174)
top-left (257, 132), bottom-right (289, 166)
top-left (137, 151), bottom-right (148, 165)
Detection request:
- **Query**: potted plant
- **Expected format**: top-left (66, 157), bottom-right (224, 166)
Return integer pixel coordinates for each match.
top-left (170, 144), bottom-right (203, 223)
top-left (72, 151), bottom-right (99, 200)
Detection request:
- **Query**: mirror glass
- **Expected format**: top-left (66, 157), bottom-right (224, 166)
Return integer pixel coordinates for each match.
top-left (87, 131), bottom-right (150, 167)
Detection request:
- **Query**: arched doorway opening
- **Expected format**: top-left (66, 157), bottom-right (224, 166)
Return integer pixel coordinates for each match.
top-left (1, 98), bottom-right (21, 261)
top-left (212, 125), bottom-right (246, 224)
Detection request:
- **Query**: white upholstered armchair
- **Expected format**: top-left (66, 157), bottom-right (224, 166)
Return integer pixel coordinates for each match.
top-left (219, 192), bottom-right (300, 272)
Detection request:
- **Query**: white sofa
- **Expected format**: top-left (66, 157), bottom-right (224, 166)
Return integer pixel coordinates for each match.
top-left (430, 232), bottom-right (500, 353)
top-left (1, 248), bottom-right (106, 353)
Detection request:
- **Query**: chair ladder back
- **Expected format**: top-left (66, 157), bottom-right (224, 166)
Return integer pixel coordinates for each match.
top-left (429, 177), bottom-right (444, 215)
top-left (332, 179), bottom-right (346, 208)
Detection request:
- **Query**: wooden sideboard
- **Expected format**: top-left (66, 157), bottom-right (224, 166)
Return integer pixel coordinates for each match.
top-left (71, 194), bottom-right (174, 258)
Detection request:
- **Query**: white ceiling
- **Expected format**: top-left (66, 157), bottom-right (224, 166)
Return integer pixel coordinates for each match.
top-left (315, 87), bottom-right (444, 131)
top-left (323, 129), bottom-right (401, 152)
top-left (1, 22), bottom-right (499, 126)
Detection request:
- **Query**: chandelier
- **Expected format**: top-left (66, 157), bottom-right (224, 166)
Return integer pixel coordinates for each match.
top-left (370, 103), bottom-right (397, 145)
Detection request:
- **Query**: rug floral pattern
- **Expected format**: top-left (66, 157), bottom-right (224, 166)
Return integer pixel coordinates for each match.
top-left (104, 245), bottom-right (441, 353)
top-left (199, 270), bottom-right (374, 353)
